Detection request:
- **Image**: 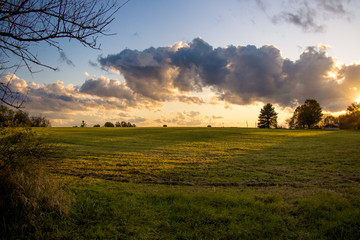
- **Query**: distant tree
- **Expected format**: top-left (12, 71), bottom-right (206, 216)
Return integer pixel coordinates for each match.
top-left (120, 121), bottom-right (127, 127)
top-left (322, 114), bottom-right (337, 125)
top-left (320, 114), bottom-right (338, 128)
top-left (30, 116), bottom-right (51, 127)
top-left (338, 102), bottom-right (360, 129)
top-left (115, 121), bottom-right (121, 127)
top-left (93, 124), bottom-right (100, 127)
top-left (290, 99), bottom-right (323, 129)
top-left (104, 122), bottom-right (114, 127)
top-left (258, 103), bottom-right (278, 128)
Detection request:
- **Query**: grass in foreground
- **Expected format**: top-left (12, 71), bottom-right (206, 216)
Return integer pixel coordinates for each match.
top-left (12, 128), bottom-right (360, 239)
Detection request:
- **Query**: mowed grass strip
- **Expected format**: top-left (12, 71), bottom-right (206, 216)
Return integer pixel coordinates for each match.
top-left (38, 127), bottom-right (360, 239)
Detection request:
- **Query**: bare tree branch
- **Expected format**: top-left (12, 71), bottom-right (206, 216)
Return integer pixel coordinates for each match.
top-left (0, 0), bottom-right (130, 108)
top-left (0, 80), bottom-right (27, 109)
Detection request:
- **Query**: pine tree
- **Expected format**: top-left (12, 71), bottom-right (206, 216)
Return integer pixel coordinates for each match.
top-left (258, 103), bottom-right (278, 128)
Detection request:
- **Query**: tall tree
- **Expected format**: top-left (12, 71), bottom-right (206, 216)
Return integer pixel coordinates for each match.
top-left (292, 99), bottom-right (323, 129)
top-left (258, 103), bottom-right (278, 128)
top-left (0, 0), bottom-right (130, 108)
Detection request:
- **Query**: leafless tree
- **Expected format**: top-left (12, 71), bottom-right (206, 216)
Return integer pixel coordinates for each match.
top-left (0, 78), bottom-right (27, 108)
top-left (0, 0), bottom-right (130, 108)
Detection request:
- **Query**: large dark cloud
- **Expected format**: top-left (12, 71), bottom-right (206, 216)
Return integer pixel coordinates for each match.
top-left (171, 38), bottom-right (229, 88)
top-left (99, 47), bottom-right (175, 101)
top-left (99, 38), bottom-right (360, 111)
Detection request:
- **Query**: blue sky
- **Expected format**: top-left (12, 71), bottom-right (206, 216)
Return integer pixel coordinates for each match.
top-left (4, 0), bottom-right (360, 127)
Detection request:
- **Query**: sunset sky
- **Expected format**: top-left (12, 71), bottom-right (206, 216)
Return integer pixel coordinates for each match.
top-left (3, 0), bottom-right (360, 127)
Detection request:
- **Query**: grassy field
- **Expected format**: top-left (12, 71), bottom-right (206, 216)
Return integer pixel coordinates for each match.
top-left (30, 128), bottom-right (360, 239)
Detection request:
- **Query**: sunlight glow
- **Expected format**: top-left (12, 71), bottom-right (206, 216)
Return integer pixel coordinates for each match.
top-left (327, 71), bottom-right (337, 79)
top-left (355, 96), bottom-right (360, 104)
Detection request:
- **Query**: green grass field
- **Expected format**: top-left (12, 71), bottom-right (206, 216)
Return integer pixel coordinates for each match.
top-left (35, 128), bottom-right (360, 239)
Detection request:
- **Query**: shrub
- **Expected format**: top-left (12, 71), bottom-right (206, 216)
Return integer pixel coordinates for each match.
top-left (0, 105), bottom-right (50, 127)
top-left (0, 126), bottom-right (70, 238)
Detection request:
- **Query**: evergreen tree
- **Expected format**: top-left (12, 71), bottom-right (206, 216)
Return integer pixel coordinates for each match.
top-left (258, 103), bottom-right (278, 128)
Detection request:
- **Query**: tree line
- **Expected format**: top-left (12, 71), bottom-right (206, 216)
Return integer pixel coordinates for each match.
top-left (91, 121), bottom-right (136, 127)
top-left (0, 105), bottom-right (50, 127)
top-left (258, 99), bottom-right (360, 130)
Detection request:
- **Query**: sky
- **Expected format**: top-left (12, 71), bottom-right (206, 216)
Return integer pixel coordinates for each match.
top-left (2, 0), bottom-right (360, 127)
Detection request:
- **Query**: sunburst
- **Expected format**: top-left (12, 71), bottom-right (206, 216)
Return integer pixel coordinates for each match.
top-left (355, 96), bottom-right (360, 104)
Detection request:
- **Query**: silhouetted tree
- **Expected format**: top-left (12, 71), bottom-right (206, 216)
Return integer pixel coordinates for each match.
top-left (338, 102), bottom-right (360, 129)
top-left (258, 103), bottom-right (278, 128)
top-left (0, 0), bottom-right (129, 108)
top-left (287, 106), bottom-right (303, 129)
top-left (121, 121), bottom-right (127, 127)
top-left (0, 105), bottom-right (50, 127)
top-left (30, 116), bottom-right (51, 127)
top-left (104, 122), bottom-right (114, 127)
top-left (13, 110), bottom-right (31, 126)
top-left (93, 124), bottom-right (100, 127)
top-left (115, 121), bottom-right (121, 127)
top-left (290, 99), bottom-right (323, 129)
top-left (320, 114), bottom-right (338, 128)
top-left (347, 102), bottom-right (360, 113)
top-left (322, 114), bottom-right (337, 125)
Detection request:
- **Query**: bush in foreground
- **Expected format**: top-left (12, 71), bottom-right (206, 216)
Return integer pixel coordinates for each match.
top-left (0, 126), bottom-right (70, 238)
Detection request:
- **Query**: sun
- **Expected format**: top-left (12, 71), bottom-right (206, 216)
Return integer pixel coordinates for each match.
top-left (356, 96), bottom-right (360, 104)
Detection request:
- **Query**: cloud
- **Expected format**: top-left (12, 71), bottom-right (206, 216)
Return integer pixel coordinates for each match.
top-left (128, 116), bottom-right (146, 123)
top-left (118, 112), bottom-right (131, 117)
top-left (79, 76), bottom-right (135, 100)
top-left (99, 38), bottom-right (360, 111)
top-left (88, 60), bottom-right (98, 67)
top-left (98, 46), bottom-right (177, 101)
top-left (256, 0), bottom-right (351, 32)
top-left (0, 74), bottom-right (160, 116)
top-left (157, 111), bottom-right (204, 126)
top-left (177, 96), bottom-right (204, 104)
top-left (24, 80), bottom-right (124, 112)
top-left (59, 51), bottom-right (75, 67)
